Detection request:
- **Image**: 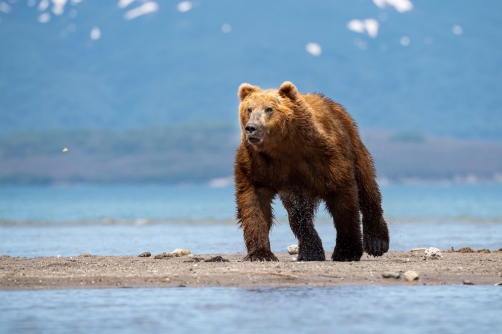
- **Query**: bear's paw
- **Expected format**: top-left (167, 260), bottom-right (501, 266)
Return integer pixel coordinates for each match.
top-left (243, 250), bottom-right (279, 262)
top-left (363, 234), bottom-right (389, 257)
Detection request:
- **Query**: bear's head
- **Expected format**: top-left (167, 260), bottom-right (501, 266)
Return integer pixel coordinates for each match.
top-left (237, 81), bottom-right (299, 151)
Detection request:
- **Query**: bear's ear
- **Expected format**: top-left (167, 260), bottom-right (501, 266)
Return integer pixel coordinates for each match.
top-left (238, 83), bottom-right (260, 101)
top-left (278, 81), bottom-right (298, 100)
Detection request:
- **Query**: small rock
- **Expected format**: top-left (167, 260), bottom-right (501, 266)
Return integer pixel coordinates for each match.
top-left (154, 252), bottom-right (173, 259)
top-left (476, 249), bottom-right (491, 253)
top-left (463, 280), bottom-right (474, 285)
top-left (78, 253), bottom-right (91, 257)
top-left (382, 271), bottom-right (400, 279)
top-left (171, 248), bottom-right (183, 255)
top-left (287, 245), bottom-right (299, 255)
top-left (138, 252), bottom-right (151, 257)
top-left (164, 278), bottom-right (170, 282)
top-left (184, 257), bottom-right (205, 263)
top-left (494, 282), bottom-right (502, 286)
top-left (457, 247), bottom-right (474, 253)
top-left (423, 247), bottom-right (443, 260)
top-left (171, 249), bottom-right (190, 256)
top-left (498, 248), bottom-right (502, 252)
top-left (205, 256), bottom-right (229, 262)
top-left (404, 270), bottom-right (419, 281)
top-left (153, 253), bottom-right (164, 259)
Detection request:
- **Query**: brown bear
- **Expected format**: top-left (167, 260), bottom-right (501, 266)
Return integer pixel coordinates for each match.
top-left (234, 81), bottom-right (389, 262)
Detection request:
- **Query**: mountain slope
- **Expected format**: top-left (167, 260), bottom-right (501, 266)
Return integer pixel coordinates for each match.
top-left (0, 0), bottom-right (501, 139)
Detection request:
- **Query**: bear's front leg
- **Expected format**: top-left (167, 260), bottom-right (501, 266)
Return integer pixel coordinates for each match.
top-left (236, 185), bottom-right (278, 262)
top-left (324, 184), bottom-right (363, 262)
top-left (280, 193), bottom-right (325, 261)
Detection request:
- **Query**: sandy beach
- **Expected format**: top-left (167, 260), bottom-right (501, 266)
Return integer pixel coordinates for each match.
top-left (1, 250), bottom-right (501, 290)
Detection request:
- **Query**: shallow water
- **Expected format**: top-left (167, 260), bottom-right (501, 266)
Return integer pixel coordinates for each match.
top-left (1, 183), bottom-right (502, 222)
top-left (1, 183), bottom-right (502, 257)
top-left (2, 221), bottom-right (502, 257)
top-left (1, 286), bottom-right (501, 333)
top-left (1, 184), bottom-right (502, 333)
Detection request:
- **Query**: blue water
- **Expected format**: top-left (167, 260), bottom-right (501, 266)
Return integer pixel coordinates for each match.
top-left (1, 286), bottom-right (501, 333)
top-left (1, 183), bottom-right (502, 222)
top-left (1, 184), bottom-right (501, 257)
top-left (1, 183), bottom-right (502, 333)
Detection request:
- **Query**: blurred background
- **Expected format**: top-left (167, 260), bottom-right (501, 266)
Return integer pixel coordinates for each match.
top-left (1, 0), bottom-right (501, 185)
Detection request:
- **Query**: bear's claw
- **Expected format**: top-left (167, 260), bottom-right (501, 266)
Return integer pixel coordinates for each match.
top-left (297, 252), bottom-right (326, 262)
top-left (363, 236), bottom-right (389, 257)
top-left (244, 250), bottom-right (279, 262)
top-left (331, 252), bottom-right (362, 262)
top-left (331, 244), bottom-right (363, 262)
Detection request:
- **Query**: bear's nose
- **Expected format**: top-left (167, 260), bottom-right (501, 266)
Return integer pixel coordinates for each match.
top-left (245, 123), bottom-right (258, 134)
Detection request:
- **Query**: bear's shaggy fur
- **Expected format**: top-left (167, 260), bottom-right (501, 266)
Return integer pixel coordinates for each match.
top-left (234, 81), bottom-right (389, 262)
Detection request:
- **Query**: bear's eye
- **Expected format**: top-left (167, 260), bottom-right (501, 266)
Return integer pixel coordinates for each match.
top-left (247, 107), bottom-right (252, 114)
top-left (265, 107), bottom-right (273, 113)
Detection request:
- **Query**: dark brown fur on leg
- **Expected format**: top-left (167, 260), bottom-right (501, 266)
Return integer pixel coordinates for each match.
top-left (324, 184), bottom-right (363, 262)
top-left (280, 193), bottom-right (325, 261)
top-left (236, 184), bottom-right (278, 262)
top-left (354, 147), bottom-right (390, 256)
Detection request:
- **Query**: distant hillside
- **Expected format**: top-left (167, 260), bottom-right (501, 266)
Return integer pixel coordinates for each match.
top-left (1, 125), bottom-right (501, 185)
top-left (0, 0), bottom-right (501, 139)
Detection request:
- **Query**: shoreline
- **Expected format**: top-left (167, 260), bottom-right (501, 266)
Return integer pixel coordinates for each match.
top-left (1, 252), bottom-right (501, 290)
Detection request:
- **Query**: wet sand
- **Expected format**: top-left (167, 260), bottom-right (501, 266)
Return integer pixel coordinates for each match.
top-left (1, 251), bottom-right (501, 290)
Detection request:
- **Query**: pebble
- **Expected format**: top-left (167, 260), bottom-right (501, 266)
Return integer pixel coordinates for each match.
top-left (463, 280), bottom-right (474, 285)
top-left (457, 247), bottom-right (474, 253)
top-left (154, 249), bottom-right (191, 259)
top-left (287, 245), bottom-right (299, 255)
top-left (404, 270), bottom-right (419, 281)
top-left (382, 271), bottom-right (400, 279)
top-left (78, 253), bottom-right (91, 257)
top-left (205, 256), bottom-right (229, 262)
top-left (184, 257), bottom-right (205, 263)
top-left (171, 249), bottom-right (191, 256)
top-left (138, 252), bottom-right (151, 257)
top-left (153, 252), bottom-right (172, 259)
top-left (423, 247), bottom-right (443, 260)
top-left (494, 282), bottom-right (502, 286)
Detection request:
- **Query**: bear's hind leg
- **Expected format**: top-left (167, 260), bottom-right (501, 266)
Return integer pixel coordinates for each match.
top-left (358, 186), bottom-right (389, 257)
top-left (355, 168), bottom-right (389, 256)
top-left (324, 184), bottom-right (363, 262)
top-left (280, 193), bottom-right (325, 261)
top-left (353, 141), bottom-right (390, 256)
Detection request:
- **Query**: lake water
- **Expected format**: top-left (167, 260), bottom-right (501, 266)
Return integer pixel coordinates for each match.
top-left (1, 183), bottom-right (502, 333)
top-left (1, 286), bottom-right (501, 333)
top-left (1, 183), bottom-right (502, 257)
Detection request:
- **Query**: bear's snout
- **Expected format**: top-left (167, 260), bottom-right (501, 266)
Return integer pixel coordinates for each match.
top-left (245, 123), bottom-right (258, 135)
top-left (244, 121), bottom-right (265, 144)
